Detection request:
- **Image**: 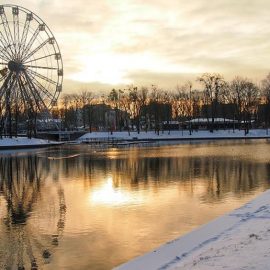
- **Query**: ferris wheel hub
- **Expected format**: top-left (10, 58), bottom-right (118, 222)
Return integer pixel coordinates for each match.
top-left (8, 60), bottom-right (23, 73)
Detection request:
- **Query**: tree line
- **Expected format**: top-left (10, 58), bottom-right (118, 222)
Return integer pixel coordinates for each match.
top-left (53, 73), bottom-right (270, 134)
top-left (2, 72), bottom-right (270, 138)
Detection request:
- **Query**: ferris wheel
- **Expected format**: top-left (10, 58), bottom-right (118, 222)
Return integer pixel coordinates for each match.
top-left (0, 4), bottom-right (63, 119)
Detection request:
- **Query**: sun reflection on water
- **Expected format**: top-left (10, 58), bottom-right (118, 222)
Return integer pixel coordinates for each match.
top-left (90, 177), bottom-right (144, 206)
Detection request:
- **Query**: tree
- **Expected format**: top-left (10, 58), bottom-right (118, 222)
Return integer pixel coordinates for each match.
top-left (128, 86), bottom-right (148, 134)
top-left (79, 90), bottom-right (93, 129)
top-left (261, 73), bottom-right (270, 132)
top-left (163, 91), bottom-right (173, 134)
top-left (173, 83), bottom-right (193, 133)
top-left (198, 73), bottom-right (225, 132)
top-left (242, 81), bottom-right (259, 134)
top-left (118, 89), bottom-right (131, 134)
top-left (230, 77), bottom-right (247, 125)
top-left (108, 88), bottom-right (120, 131)
top-left (230, 77), bottom-right (259, 134)
top-left (173, 86), bottom-right (188, 120)
top-left (60, 94), bottom-right (76, 130)
top-left (149, 85), bottom-right (163, 135)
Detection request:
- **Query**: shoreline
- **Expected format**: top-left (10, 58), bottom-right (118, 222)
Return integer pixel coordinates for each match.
top-left (0, 143), bottom-right (62, 150)
top-left (114, 189), bottom-right (270, 270)
top-left (78, 129), bottom-right (270, 144)
top-left (110, 136), bottom-right (269, 142)
top-left (0, 137), bottom-right (63, 150)
top-left (1, 129), bottom-right (268, 150)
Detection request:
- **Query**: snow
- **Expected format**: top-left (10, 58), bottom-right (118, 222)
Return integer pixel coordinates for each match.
top-left (78, 129), bottom-right (270, 142)
top-left (0, 137), bottom-right (61, 148)
top-left (188, 118), bottom-right (237, 123)
top-left (114, 189), bottom-right (270, 270)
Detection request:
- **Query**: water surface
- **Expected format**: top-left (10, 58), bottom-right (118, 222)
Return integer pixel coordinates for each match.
top-left (0, 140), bottom-right (270, 269)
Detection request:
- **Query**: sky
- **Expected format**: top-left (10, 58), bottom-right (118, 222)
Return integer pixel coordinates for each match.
top-left (6, 0), bottom-right (270, 93)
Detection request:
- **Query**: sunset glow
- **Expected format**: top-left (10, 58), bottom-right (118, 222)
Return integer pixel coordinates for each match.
top-left (8, 0), bottom-right (270, 91)
top-left (90, 177), bottom-right (144, 206)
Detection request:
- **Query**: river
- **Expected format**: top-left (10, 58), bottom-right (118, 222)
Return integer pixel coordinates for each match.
top-left (0, 140), bottom-right (270, 269)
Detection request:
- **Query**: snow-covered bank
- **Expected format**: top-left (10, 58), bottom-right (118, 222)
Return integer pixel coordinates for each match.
top-left (114, 189), bottom-right (270, 270)
top-left (0, 137), bottom-right (61, 149)
top-left (78, 129), bottom-right (270, 142)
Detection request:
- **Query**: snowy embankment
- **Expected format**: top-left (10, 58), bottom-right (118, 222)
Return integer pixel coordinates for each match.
top-left (114, 189), bottom-right (270, 270)
top-left (0, 137), bottom-right (61, 149)
top-left (78, 129), bottom-right (270, 142)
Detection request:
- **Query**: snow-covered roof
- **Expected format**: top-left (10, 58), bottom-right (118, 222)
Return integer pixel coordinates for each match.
top-left (162, 121), bottom-right (179, 124)
top-left (187, 118), bottom-right (238, 123)
top-left (36, 119), bottom-right (61, 123)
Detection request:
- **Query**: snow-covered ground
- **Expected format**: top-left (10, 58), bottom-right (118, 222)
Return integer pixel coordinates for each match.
top-left (0, 137), bottom-right (61, 148)
top-left (78, 129), bottom-right (270, 142)
top-left (114, 189), bottom-right (270, 270)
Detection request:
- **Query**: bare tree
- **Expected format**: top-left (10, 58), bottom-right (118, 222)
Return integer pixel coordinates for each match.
top-left (108, 88), bottom-right (121, 131)
top-left (174, 83), bottom-right (194, 134)
top-left (230, 77), bottom-right (259, 134)
top-left (128, 86), bottom-right (148, 134)
top-left (173, 85), bottom-right (189, 120)
top-left (149, 85), bottom-right (164, 135)
top-left (79, 90), bottom-right (92, 129)
top-left (198, 73), bottom-right (225, 132)
top-left (261, 73), bottom-right (270, 132)
top-left (118, 89), bottom-right (131, 135)
top-left (242, 81), bottom-right (259, 134)
top-left (60, 94), bottom-right (75, 130)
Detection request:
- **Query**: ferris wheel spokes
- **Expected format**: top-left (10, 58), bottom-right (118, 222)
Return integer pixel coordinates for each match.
top-left (27, 68), bottom-right (57, 85)
top-left (17, 75), bottom-right (36, 114)
top-left (23, 64), bottom-right (58, 70)
top-left (23, 71), bottom-right (47, 112)
top-left (23, 53), bottom-right (59, 64)
top-left (0, 10), bottom-right (15, 56)
top-left (22, 38), bottom-right (51, 62)
top-left (27, 72), bottom-right (55, 100)
top-left (21, 24), bottom-right (43, 60)
top-left (0, 73), bottom-right (8, 84)
top-left (0, 72), bottom-right (12, 100)
top-left (0, 47), bottom-right (10, 62)
top-left (19, 13), bottom-right (32, 60)
top-left (12, 7), bottom-right (20, 60)
top-left (0, 32), bottom-right (14, 59)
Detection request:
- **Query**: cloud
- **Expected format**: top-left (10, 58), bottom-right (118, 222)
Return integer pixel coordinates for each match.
top-left (4, 0), bottom-right (270, 93)
top-left (126, 70), bottom-right (199, 89)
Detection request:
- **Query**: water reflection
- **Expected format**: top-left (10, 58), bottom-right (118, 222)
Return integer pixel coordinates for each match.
top-left (0, 154), bottom-right (66, 270)
top-left (0, 141), bottom-right (270, 269)
top-left (90, 177), bottom-right (145, 206)
top-left (46, 143), bottom-right (270, 204)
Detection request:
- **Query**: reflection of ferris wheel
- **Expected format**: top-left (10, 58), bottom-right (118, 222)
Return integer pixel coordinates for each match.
top-left (0, 4), bottom-right (63, 117)
top-left (0, 156), bottom-right (66, 270)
